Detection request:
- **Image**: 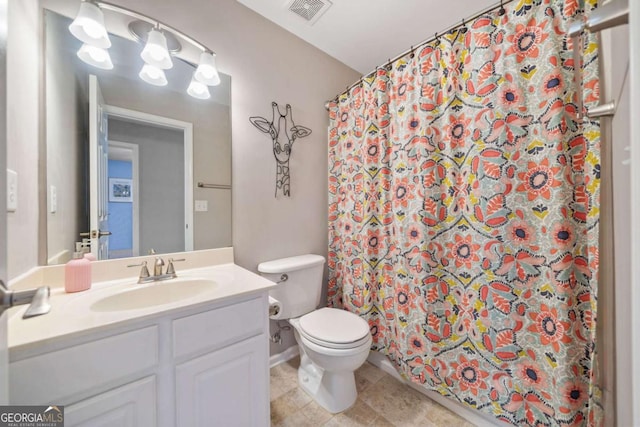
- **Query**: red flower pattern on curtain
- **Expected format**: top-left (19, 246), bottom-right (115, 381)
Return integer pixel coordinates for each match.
top-left (327, 0), bottom-right (601, 425)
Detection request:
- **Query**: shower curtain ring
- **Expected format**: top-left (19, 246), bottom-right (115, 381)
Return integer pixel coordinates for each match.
top-left (499, 0), bottom-right (506, 15)
top-left (434, 32), bottom-right (440, 46)
top-left (410, 46), bottom-right (415, 58)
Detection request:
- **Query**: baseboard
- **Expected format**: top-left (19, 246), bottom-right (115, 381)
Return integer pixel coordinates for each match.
top-left (367, 352), bottom-right (501, 427)
top-left (270, 345), bottom-right (300, 368)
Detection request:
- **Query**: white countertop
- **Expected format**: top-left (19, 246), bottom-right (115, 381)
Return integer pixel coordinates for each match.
top-left (8, 262), bottom-right (276, 357)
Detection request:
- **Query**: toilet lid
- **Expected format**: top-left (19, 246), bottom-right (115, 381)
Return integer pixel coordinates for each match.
top-left (299, 308), bottom-right (370, 344)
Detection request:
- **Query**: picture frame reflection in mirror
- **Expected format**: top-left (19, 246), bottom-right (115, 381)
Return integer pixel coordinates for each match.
top-left (109, 178), bottom-right (133, 203)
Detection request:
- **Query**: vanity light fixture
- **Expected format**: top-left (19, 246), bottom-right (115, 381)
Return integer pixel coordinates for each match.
top-left (69, 0), bottom-right (222, 97)
top-left (139, 64), bottom-right (168, 86)
top-left (69, 1), bottom-right (111, 48)
top-left (76, 43), bottom-right (114, 70)
top-left (140, 27), bottom-right (173, 70)
top-left (187, 77), bottom-right (211, 100)
top-left (194, 51), bottom-right (221, 86)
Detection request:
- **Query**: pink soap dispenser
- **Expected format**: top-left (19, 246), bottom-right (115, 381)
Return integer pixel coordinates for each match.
top-left (65, 243), bottom-right (92, 293)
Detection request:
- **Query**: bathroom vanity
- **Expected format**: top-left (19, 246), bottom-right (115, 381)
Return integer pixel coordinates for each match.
top-left (8, 250), bottom-right (274, 427)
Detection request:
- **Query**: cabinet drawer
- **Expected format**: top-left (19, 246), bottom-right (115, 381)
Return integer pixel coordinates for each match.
top-left (65, 376), bottom-right (156, 427)
top-left (10, 326), bottom-right (158, 404)
top-left (173, 296), bottom-right (264, 359)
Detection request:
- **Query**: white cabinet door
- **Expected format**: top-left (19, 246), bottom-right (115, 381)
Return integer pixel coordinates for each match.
top-left (176, 335), bottom-right (269, 427)
top-left (65, 376), bottom-right (156, 427)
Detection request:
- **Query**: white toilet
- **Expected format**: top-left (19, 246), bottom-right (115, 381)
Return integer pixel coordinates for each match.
top-left (258, 254), bottom-right (372, 413)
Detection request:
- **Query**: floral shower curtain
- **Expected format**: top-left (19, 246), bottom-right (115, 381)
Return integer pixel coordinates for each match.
top-left (327, 0), bottom-right (601, 425)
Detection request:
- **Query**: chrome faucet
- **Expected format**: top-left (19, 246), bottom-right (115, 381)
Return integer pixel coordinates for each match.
top-left (0, 281), bottom-right (51, 319)
top-left (154, 256), bottom-right (165, 277)
top-left (127, 256), bottom-right (186, 284)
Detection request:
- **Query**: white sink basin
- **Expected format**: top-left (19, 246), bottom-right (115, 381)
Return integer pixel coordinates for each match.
top-left (90, 278), bottom-right (216, 312)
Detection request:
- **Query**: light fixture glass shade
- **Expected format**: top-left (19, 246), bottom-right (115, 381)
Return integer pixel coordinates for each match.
top-left (140, 29), bottom-right (173, 69)
top-left (77, 44), bottom-right (113, 70)
top-left (194, 51), bottom-right (220, 86)
top-left (187, 76), bottom-right (211, 100)
top-left (69, 2), bottom-right (111, 48)
top-left (139, 64), bottom-right (168, 86)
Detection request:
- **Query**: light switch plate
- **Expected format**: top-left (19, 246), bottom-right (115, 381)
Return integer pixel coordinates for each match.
top-left (195, 200), bottom-right (208, 212)
top-left (50, 185), bottom-right (57, 213)
top-left (6, 169), bottom-right (17, 212)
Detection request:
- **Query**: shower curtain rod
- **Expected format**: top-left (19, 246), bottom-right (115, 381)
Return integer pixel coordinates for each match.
top-left (324, 0), bottom-right (516, 110)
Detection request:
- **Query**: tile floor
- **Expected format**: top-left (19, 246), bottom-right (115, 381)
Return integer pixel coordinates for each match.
top-left (270, 357), bottom-right (476, 427)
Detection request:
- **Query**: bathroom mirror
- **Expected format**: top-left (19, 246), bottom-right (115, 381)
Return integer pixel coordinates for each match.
top-left (44, 9), bottom-right (232, 264)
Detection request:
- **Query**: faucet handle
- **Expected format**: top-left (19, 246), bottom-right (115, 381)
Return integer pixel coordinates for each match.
top-left (9, 286), bottom-right (51, 319)
top-left (127, 261), bottom-right (150, 281)
top-left (23, 287), bottom-right (51, 319)
top-left (166, 258), bottom-right (186, 278)
top-left (0, 283), bottom-right (51, 319)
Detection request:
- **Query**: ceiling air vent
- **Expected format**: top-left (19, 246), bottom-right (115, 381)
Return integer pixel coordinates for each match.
top-left (285, 0), bottom-right (332, 25)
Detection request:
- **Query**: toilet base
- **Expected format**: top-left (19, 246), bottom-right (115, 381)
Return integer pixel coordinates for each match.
top-left (288, 315), bottom-right (372, 414)
top-left (297, 357), bottom-right (357, 414)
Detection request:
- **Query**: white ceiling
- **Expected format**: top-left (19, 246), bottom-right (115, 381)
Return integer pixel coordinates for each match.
top-left (236, 0), bottom-right (497, 73)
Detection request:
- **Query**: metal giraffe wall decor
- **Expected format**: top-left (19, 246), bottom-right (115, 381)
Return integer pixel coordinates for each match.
top-left (250, 102), bottom-right (312, 197)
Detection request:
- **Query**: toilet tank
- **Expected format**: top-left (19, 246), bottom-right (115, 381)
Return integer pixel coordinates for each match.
top-left (258, 254), bottom-right (326, 319)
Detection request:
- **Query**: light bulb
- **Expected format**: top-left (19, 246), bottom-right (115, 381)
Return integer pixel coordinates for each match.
top-left (139, 64), bottom-right (168, 86)
top-left (194, 51), bottom-right (220, 86)
top-left (82, 21), bottom-right (103, 39)
top-left (77, 44), bottom-right (113, 70)
top-left (69, 2), bottom-right (111, 48)
top-left (187, 76), bottom-right (210, 100)
top-left (199, 67), bottom-right (215, 80)
top-left (149, 47), bottom-right (165, 62)
top-left (140, 28), bottom-right (173, 70)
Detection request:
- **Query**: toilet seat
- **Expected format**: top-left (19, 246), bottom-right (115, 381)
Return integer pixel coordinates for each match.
top-left (297, 308), bottom-right (371, 350)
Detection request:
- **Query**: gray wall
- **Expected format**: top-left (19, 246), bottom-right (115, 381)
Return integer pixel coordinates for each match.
top-left (6, 0), bottom-right (40, 278)
top-left (0, 0), bottom-right (9, 402)
top-left (0, 0), bottom-right (8, 285)
top-left (45, 10), bottom-right (87, 263)
top-left (11, 0), bottom-right (360, 278)
top-left (631, 4), bottom-right (640, 424)
top-left (11, 0), bottom-right (360, 353)
top-left (192, 102), bottom-right (232, 251)
top-left (68, 0), bottom-right (361, 273)
top-left (108, 119), bottom-right (185, 255)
